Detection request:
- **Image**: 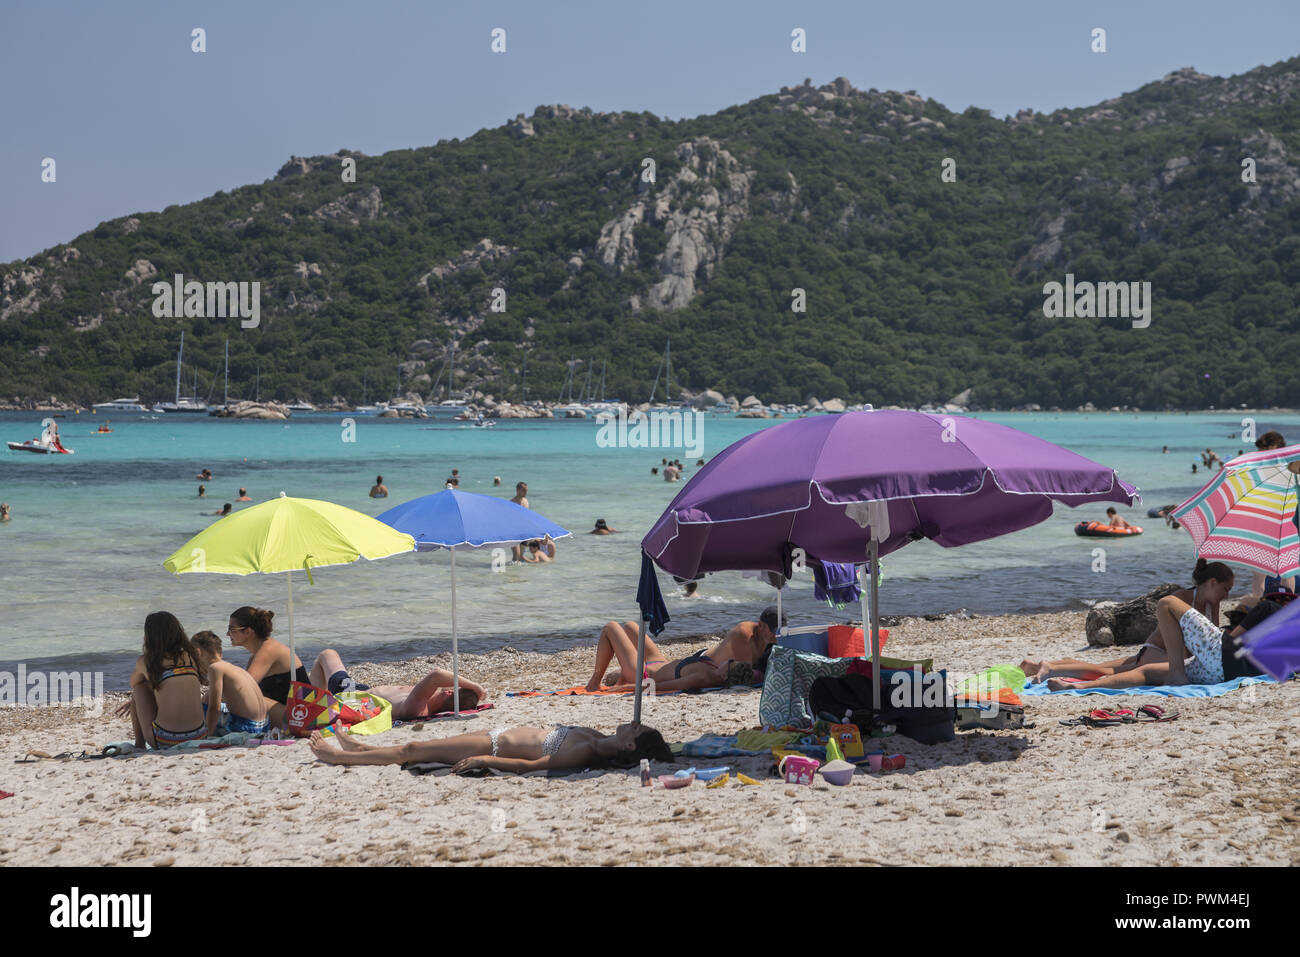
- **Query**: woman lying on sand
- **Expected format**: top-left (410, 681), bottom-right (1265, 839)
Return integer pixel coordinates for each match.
top-left (307, 649), bottom-right (488, 719)
top-left (584, 608), bottom-right (781, 693)
top-left (1020, 560), bottom-right (1233, 683)
top-left (308, 721), bottom-right (672, 774)
top-left (1041, 593), bottom-right (1277, 690)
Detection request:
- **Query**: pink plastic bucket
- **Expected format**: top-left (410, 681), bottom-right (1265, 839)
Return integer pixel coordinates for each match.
top-left (778, 754), bottom-right (820, 785)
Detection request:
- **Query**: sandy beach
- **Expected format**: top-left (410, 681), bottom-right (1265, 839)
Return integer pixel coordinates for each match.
top-left (2, 610), bottom-right (1297, 867)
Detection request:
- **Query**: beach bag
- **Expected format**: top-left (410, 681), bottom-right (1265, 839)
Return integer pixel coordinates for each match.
top-left (1220, 601), bottom-right (1277, 680)
top-left (285, 682), bottom-right (364, 738)
top-left (809, 673), bottom-right (957, 744)
top-left (335, 691), bottom-right (393, 736)
top-left (827, 625), bottom-right (890, 658)
top-left (759, 646), bottom-right (851, 727)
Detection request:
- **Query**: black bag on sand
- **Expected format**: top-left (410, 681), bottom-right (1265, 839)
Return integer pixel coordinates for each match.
top-left (1220, 600), bottom-right (1278, 680)
top-left (808, 674), bottom-right (956, 745)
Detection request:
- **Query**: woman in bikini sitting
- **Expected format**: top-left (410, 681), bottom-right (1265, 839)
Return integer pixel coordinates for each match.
top-left (120, 612), bottom-right (207, 748)
top-left (308, 721), bottom-right (672, 774)
top-left (1020, 560), bottom-right (1234, 684)
top-left (227, 605), bottom-right (309, 728)
top-left (583, 608), bottom-right (780, 693)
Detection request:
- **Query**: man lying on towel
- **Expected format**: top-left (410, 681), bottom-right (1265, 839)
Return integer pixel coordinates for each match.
top-left (309, 649), bottom-right (487, 719)
top-left (584, 606), bottom-right (783, 693)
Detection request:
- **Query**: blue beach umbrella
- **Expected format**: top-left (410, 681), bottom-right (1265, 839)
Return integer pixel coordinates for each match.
top-left (377, 489), bottom-right (571, 711)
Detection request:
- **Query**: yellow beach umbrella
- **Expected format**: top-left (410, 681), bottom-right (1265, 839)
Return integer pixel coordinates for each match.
top-left (163, 493), bottom-right (416, 689)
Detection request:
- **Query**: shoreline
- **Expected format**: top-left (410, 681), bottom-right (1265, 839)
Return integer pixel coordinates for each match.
top-left (3, 609), bottom-right (1296, 867)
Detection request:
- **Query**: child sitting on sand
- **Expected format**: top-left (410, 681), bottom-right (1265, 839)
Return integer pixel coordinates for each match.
top-left (118, 612), bottom-right (207, 749)
top-left (309, 721), bottom-right (672, 774)
top-left (191, 631), bottom-right (269, 736)
top-left (307, 649), bottom-right (488, 719)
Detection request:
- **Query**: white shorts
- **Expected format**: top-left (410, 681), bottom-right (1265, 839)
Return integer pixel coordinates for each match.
top-left (1179, 608), bottom-right (1224, 684)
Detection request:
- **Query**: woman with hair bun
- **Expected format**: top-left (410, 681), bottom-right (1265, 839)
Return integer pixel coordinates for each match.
top-left (227, 605), bottom-right (308, 728)
top-left (1021, 559), bottom-right (1235, 683)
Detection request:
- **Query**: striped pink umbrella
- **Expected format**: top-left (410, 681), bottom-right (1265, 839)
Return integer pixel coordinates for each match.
top-left (1171, 444), bottom-right (1300, 577)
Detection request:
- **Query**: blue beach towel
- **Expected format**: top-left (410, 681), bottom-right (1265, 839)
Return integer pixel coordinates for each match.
top-left (1020, 675), bottom-right (1275, 698)
top-left (813, 561), bottom-right (861, 607)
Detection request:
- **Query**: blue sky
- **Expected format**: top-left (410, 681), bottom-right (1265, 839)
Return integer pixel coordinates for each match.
top-left (1, 0), bottom-right (1296, 262)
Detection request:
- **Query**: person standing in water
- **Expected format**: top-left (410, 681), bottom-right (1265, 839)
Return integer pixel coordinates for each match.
top-left (369, 475), bottom-right (389, 498)
top-left (237, 488), bottom-right (252, 502)
top-left (510, 482), bottom-right (530, 560)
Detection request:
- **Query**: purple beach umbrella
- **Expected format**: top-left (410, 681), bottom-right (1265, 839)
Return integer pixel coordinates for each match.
top-left (638, 410), bottom-right (1140, 710)
top-left (1233, 597), bottom-right (1300, 682)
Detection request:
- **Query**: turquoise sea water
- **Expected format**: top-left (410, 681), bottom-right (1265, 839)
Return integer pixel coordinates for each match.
top-left (2, 409), bottom-right (1295, 689)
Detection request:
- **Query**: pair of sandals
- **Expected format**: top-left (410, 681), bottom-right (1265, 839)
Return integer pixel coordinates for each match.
top-left (1060, 704), bottom-right (1180, 727)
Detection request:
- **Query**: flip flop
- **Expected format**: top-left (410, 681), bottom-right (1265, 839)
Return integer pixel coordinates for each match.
top-left (1136, 704), bottom-right (1180, 723)
top-left (1084, 709), bottom-right (1124, 727)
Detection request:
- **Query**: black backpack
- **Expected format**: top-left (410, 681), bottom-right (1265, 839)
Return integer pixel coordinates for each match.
top-left (809, 673), bottom-right (956, 745)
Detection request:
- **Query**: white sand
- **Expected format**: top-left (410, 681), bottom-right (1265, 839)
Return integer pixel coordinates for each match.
top-left (2, 612), bottom-right (1297, 866)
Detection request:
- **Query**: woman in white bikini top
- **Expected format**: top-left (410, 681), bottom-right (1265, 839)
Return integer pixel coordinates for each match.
top-left (308, 721), bottom-right (672, 774)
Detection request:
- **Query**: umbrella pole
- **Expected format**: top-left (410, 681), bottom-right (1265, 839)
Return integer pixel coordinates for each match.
top-left (870, 539), bottom-right (881, 711)
top-left (287, 568), bottom-right (294, 727)
top-left (633, 616), bottom-right (647, 724)
top-left (451, 545), bottom-right (459, 715)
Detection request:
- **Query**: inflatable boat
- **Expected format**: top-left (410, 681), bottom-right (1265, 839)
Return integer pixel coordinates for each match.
top-left (1074, 521), bottom-right (1142, 537)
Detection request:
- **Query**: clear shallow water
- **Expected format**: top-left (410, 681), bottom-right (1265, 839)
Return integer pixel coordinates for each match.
top-left (2, 409), bottom-right (1294, 689)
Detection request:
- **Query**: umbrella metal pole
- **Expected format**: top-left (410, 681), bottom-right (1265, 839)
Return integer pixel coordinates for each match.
top-left (633, 617), bottom-right (647, 724)
top-left (859, 560), bottom-right (870, 709)
top-left (287, 568), bottom-right (294, 731)
top-left (870, 539), bottom-right (881, 711)
top-left (451, 546), bottom-right (459, 715)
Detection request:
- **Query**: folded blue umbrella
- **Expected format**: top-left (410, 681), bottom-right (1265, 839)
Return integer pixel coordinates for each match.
top-left (637, 551), bottom-right (670, 636)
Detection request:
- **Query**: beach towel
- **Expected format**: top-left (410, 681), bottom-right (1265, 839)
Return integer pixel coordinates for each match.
top-left (1021, 675), bottom-right (1275, 698)
top-left (507, 683), bottom-right (757, 698)
top-left (813, 561), bottom-right (861, 607)
top-left (679, 733), bottom-right (824, 759)
top-left (637, 551), bottom-right (670, 636)
top-left (401, 761), bottom-right (596, 778)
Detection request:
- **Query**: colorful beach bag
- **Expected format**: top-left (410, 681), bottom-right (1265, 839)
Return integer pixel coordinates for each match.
top-left (286, 682), bottom-right (365, 737)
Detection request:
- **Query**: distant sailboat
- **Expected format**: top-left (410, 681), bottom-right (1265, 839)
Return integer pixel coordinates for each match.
top-left (154, 332), bottom-right (208, 413)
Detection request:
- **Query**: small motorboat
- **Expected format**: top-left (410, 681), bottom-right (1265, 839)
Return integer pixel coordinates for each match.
top-left (8, 421), bottom-right (73, 454)
top-left (1074, 521), bottom-right (1142, 537)
top-left (7, 438), bottom-right (74, 454)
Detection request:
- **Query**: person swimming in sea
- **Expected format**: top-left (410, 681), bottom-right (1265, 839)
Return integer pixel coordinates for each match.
top-left (369, 475), bottom-right (389, 498)
top-left (307, 649), bottom-right (487, 719)
top-left (237, 488), bottom-right (252, 502)
top-left (227, 605), bottom-right (308, 728)
top-left (590, 519), bottom-right (616, 535)
top-left (198, 484), bottom-right (206, 498)
top-left (190, 630), bottom-right (269, 736)
top-left (0, 503), bottom-right (9, 522)
top-left (521, 536), bottom-right (556, 563)
top-left (583, 607), bottom-right (782, 693)
top-left (210, 503), bottom-right (232, 518)
top-left (308, 721), bottom-right (672, 774)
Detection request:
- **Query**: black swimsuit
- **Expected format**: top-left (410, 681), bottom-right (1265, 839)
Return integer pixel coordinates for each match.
top-left (258, 665), bottom-right (309, 705)
top-left (675, 649), bottom-right (714, 678)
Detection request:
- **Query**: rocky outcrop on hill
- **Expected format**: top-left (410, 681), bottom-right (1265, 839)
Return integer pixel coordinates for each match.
top-left (595, 137), bottom-right (755, 310)
top-left (418, 239), bottom-right (517, 289)
top-left (312, 186), bottom-right (382, 224)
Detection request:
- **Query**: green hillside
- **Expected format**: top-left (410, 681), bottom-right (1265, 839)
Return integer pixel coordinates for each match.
top-left (3, 58), bottom-right (1299, 409)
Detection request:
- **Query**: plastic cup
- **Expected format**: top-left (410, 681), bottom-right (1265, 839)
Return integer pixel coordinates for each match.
top-left (867, 751), bottom-right (884, 771)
